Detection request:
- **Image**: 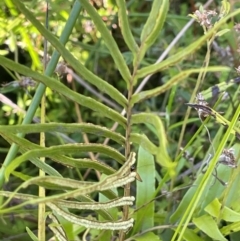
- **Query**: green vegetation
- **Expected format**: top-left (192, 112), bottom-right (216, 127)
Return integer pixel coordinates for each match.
top-left (0, 0), bottom-right (240, 240)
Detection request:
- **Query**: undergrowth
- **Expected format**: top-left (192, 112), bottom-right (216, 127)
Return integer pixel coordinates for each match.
top-left (0, 0), bottom-right (240, 241)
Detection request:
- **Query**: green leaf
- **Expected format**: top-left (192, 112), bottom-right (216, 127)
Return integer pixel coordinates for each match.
top-left (78, 195), bottom-right (116, 221)
top-left (170, 145), bottom-right (238, 224)
top-left (0, 123), bottom-right (125, 145)
top-left (1, 154), bottom-right (136, 214)
top-left (198, 165), bottom-right (232, 211)
top-left (116, 0), bottom-right (139, 55)
top-left (0, 57), bottom-right (127, 127)
top-left (48, 202), bottom-right (133, 230)
top-left (205, 198), bottom-right (240, 222)
top-left (79, 0), bottom-right (132, 87)
top-left (131, 113), bottom-right (176, 173)
top-left (180, 227), bottom-right (205, 241)
top-left (222, 144), bottom-right (240, 208)
top-left (133, 146), bottom-right (155, 233)
top-left (220, 0), bottom-right (231, 15)
top-left (2, 131), bottom-right (63, 178)
top-left (24, 176), bottom-right (96, 191)
top-left (193, 214), bottom-right (227, 241)
top-left (20, 28), bottom-right (41, 69)
top-left (26, 227), bottom-right (39, 241)
top-left (222, 207), bottom-right (240, 222)
top-left (12, 171), bottom-right (32, 181)
top-left (170, 158), bottom-right (232, 223)
top-left (0, 191), bottom-right (115, 221)
top-left (5, 143), bottom-right (125, 180)
top-left (1, 132), bottom-right (116, 176)
top-left (221, 222), bottom-right (240, 236)
top-left (51, 156), bottom-right (116, 175)
top-left (132, 232), bottom-right (162, 241)
top-left (170, 184), bottom-right (198, 223)
top-left (216, 29), bottom-right (230, 37)
top-left (136, 8), bottom-right (240, 78)
top-left (48, 214), bottom-right (70, 241)
top-left (204, 198), bottom-right (221, 218)
top-left (139, 0), bottom-right (169, 62)
top-left (130, 133), bottom-right (158, 154)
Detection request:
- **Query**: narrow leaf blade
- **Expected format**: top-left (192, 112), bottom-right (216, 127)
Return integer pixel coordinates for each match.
top-left (134, 146), bottom-right (155, 232)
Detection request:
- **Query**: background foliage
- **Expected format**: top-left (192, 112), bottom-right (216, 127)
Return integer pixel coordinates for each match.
top-left (0, 0), bottom-right (240, 241)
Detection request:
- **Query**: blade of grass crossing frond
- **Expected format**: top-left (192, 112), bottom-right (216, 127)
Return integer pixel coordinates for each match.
top-left (133, 146), bottom-right (155, 233)
top-left (39, 2), bottom-right (48, 238)
top-left (26, 227), bottom-right (39, 241)
top-left (39, 4), bottom-right (47, 241)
